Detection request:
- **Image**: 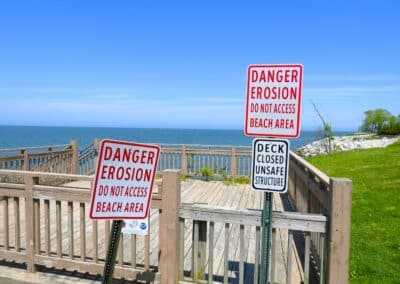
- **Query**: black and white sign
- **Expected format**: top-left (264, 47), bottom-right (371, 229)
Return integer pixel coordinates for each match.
top-left (251, 138), bottom-right (289, 193)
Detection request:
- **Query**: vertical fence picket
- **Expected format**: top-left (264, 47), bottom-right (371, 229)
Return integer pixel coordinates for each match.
top-left (3, 197), bottom-right (9, 250)
top-left (68, 201), bottom-right (74, 259)
top-left (80, 203), bottom-right (86, 261)
top-left (92, 220), bottom-right (98, 263)
top-left (34, 199), bottom-right (40, 254)
top-left (13, 197), bottom-right (20, 252)
top-left (56, 200), bottom-right (62, 257)
top-left (223, 223), bottom-right (230, 284)
top-left (44, 200), bottom-right (50, 256)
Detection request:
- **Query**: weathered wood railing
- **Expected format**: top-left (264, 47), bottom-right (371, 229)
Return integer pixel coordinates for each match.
top-left (179, 203), bottom-right (327, 284)
top-left (0, 140), bottom-right (252, 177)
top-left (0, 169), bottom-right (182, 283)
top-left (289, 152), bottom-right (352, 284)
top-left (0, 141), bottom-right (78, 175)
top-left (76, 140), bottom-right (252, 177)
top-left (0, 141), bottom-right (352, 283)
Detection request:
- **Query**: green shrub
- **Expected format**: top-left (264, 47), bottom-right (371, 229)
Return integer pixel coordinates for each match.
top-left (223, 175), bottom-right (250, 185)
top-left (200, 167), bottom-right (213, 181)
top-left (360, 109), bottom-right (400, 135)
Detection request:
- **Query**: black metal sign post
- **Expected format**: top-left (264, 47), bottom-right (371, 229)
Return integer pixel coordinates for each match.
top-left (259, 192), bottom-right (273, 284)
top-left (102, 220), bottom-right (123, 284)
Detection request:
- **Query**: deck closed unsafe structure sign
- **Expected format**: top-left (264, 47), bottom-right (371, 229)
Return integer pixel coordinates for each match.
top-left (89, 139), bottom-right (160, 220)
top-left (251, 138), bottom-right (289, 193)
top-left (244, 64), bottom-right (303, 138)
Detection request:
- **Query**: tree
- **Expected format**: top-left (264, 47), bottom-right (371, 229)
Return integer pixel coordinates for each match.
top-left (360, 109), bottom-right (391, 133)
top-left (311, 101), bottom-right (334, 152)
top-left (377, 113), bottom-right (400, 135)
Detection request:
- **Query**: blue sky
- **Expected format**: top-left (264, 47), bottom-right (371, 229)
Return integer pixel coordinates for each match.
top-left (0, 0), bottom-right (399, 131)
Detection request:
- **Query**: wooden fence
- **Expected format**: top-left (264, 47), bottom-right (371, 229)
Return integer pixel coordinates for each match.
top-left (0, 141), bottom-right (78, 175)
top-left (288, 152), bottom-right (352, 284)
top-left (0, 140), bottom-right (252, 177)
top-left (76, 140), bottom-right (252, 177)
top-left (179, 203), bottom-right (327, 284)
top-left (0, 169), bottom-right (181, 283)
top-left (0, 141), bottom-right (352, 283)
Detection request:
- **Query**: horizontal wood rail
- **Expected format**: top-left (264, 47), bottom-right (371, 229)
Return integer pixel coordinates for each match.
top-left (0, 140), bottom-right (353, 283)
top-left (0, 169), bottom-right (183, 283)
top-left (179, 203), bottom-right (327, 284)
top-left (288, 152), bottom-right (352, 284)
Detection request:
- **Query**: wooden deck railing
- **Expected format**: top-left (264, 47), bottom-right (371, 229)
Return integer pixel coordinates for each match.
top-left (76, 140), bottom-right (252, 177)
top-left (289, 152), bottom-right (352, 284)
top-left (0, 141), bottom-right (78, 175)
top-left (0, 141), bottom-right (352, 283)
top-left (0, 140), bottom-right (252, 177)
top-left (179, 203), bottom-right (327, 284)
top-left (0, 169), bottom-right (182, 283)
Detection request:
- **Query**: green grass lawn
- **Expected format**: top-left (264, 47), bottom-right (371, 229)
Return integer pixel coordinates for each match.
top-left (308, 142), bottom-right (400, 283)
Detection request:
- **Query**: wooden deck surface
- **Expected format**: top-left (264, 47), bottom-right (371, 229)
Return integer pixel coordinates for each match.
top-left (0, 179), bottom-right (303, 283)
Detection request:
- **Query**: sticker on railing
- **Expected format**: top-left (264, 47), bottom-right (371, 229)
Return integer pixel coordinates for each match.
top-left (89, 139), bottom-right (160, 220)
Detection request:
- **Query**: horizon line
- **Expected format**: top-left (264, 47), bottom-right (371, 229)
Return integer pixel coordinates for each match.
top-left (0, 123), bottom-right (356, 133)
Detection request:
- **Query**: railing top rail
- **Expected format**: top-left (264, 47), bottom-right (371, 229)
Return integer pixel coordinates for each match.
top-left (289, 151), bottom-right (330, 186)
top-left (0, 169), bottom-right (93, 181)
top-left (0, 143), bottom-right (71, 153)
top-left (180, 203), bottom-right (327, 233)
top-left (81, 141), bottom-right (251, 149)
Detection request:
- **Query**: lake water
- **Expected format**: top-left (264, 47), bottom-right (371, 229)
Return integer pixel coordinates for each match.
top-left (0, 125), bottom-right (351, 150)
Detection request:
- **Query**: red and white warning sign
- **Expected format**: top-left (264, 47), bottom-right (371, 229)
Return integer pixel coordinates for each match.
top-left (89, 139), bottom-right (160, 220)
top-left (244, 64), bottom-right (303, 138)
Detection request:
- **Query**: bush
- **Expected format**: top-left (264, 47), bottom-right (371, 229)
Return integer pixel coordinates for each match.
top-left (360, 109), bottom-right (400, 135)
top-left (200, 167), bottom-right (213, 181)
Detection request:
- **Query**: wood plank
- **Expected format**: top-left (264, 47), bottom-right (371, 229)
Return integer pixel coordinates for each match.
top-left (208, 221), bottom-right (214, 284)
top-left (44, 200), bottom-right (50, 256)
top-left (67, 201), bottom-right (74, 259)
top-left (119, 233), bottom-right (124, 267)
top-left (34, 199), bottom-right (40, 254)
top-left (79, 203), bottom-right (86, 261)
top-left (254, 226), bottom-right (260, 284)
top-left (239, 224), bottom-right (245, 284)
top-left (179, 218), bottom-right (185, 279)
top-left (223, 223), bottom-right (229, 284)
top-left (327, 178), bottom-right (352, 284)
top-left (92, 220), bottom-right (98, 263)
top-left (304, 233), bottom-right (311, 284)
top-left (0, 249), bottom-right (27, 263)
top-left (25, 176), bottom-right (37, 272)
top-left (13, 197), bottom-right (20, 252)
top-left (180, 204), bottom-right (327, 232)
top-left (3, 197), bottom-right (9, 250)
top-left (270, 228), bottom-right (277, 283)
top-left (130, 234), bottom-right (136, 268)
top-left (286, 230), bottom-right (293, 284)
top-left (56, 200), bottom-right (62, 257)
top-left (34, 255), bottom-right (160, 281)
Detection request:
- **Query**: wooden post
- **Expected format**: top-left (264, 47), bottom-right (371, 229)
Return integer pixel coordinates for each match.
top-left (70, 140), bottom-right (78, 175)
top-left (25, 175), bottom-right (38, 273)
top-left (181, 145), bottom-right (187, 176)
top-left (159, 170), bottom-right (181, 284)
top-left (327, 178), bottom-right (352, 284)
top-left (192, 220), bottom-right (207, 280)
top-left (231, 147), bottom-right (236, 178)
top-left (93, 138), bottom-right (100, 168)
top-left (23, 149), bottom-right (29, 171)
